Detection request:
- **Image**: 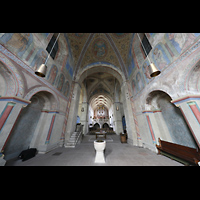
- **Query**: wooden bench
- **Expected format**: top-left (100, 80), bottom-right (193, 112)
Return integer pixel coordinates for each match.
top-left (156, 138), bottom-right (200, 165)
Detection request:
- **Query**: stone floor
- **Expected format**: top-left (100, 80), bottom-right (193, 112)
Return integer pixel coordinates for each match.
top-left (5, 135), bottom-right (183, 166)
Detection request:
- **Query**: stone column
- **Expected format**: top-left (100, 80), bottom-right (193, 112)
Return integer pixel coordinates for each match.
top-left (64, 82), bottom-right (81, 146)
top-left (121, 81), bottom-right (138, 146)
top-left (112, 102), bottom-right (123, 135)
top-left (80, 102), bottom-right (88, 135)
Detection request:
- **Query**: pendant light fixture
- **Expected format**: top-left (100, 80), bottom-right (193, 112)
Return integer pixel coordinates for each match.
top-left (35, 33), bottom-right (60, 77)
top-left (136, 33), bottom-right (161, 78)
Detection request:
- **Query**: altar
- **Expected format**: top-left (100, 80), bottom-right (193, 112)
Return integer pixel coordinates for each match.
top-left (95, 131), bottom-right (107, 139)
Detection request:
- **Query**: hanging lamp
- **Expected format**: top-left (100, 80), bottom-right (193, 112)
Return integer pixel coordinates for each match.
top-left (148, 62), bottom-right (161, 77)
top-left (35, 33), bottom-right (60, 77)
top-left (136, 33), bottom-right (161, 78)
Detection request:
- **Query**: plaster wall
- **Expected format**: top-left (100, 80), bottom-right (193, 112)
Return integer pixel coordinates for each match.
top-left (129, 33), bottom-right (200, 151)
top-left (1, 33), bottom-right (200, 164)
top-left (158, 95), bottom-right (196, 148)
top-left (0, 33), bottom-right (74, 163)
top-left (3, 95), bottom-right (44, 160)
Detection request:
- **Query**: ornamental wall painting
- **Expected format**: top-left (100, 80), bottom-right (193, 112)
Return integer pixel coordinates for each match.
top-left (47, 64), bottom-right (58, 85)
top-left (63, 81), bottom-right (70, 97)
top-left (165, 33), bottom-right (200, 56)
top-left (131, 79), bottom-right (137, 96)
top-left (151, 43), bottom-right (171, 71)
top-left (136, 71), bottom-right (145, 92)
top-left (30, 48), bottom-right (47, 70)
top-left (57, 73), bottom-right (65, 92)
top-left (93, 38), bottom-right (107, 59)
top-left (0, 33), bottom-right (33, 58)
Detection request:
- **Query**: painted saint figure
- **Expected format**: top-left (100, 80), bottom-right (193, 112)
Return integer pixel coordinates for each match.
top-left (168, 33), bottom-right (196, 53)
top-left (153, 48), bottom-right (167, 70)
top-left (48, 65), bottom-right (58, 85)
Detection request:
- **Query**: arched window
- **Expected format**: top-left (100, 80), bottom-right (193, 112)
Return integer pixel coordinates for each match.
top-left (46, 33), bottom-right (59, 59)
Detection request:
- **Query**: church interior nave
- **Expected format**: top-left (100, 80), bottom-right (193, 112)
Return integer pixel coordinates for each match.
top-left (1, 33), bottom-right (200, 166)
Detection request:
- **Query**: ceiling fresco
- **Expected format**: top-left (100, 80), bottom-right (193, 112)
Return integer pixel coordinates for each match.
top-left (66, 33), bottom-right (134, 109)
top-left (66, 33), bottom-right (134, 79)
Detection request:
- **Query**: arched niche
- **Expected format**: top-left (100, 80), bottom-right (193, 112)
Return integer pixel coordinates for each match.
top-left (145, 90), bottom-right (196, 148)
top-left (186, 60), bottom-right (200, 93)
top-left (3, 90), bottom-right (58, 160)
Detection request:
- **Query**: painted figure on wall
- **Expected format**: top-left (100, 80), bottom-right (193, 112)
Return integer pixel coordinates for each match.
top-left (151, 44), bottom-right (171, 71)
top-left (31, 48), bottom-right (47, 70)
top-left (136, 72), bottom-right (144, 92)
top-left (7, 33), bottom-right (30, 52)
top-left (93, 38), bottom-right (107, 59)
top-left (143, 61), bottom-right (151, 81)
top-left (47, 65), bottom-right (58, 85)
top-left (153, 47), bottom-right (168, 70)
top-left (0, 33), bottom-right (33, 58)
top-left (167, 33), bottom-right (196, 54)
top-left (63, 81), bottom-right (70, 97)
top-left (57, 73), bottom-right (65, 91)
top-left (132, 79), bottom-right (137, 96)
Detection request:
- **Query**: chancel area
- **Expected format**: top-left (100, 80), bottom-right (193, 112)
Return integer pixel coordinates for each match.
top-left (1, 33), bottom-right (200, 166)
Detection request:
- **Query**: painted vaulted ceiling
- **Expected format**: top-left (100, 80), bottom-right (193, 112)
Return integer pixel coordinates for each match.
top-left (65, 33), bottom-right (134, 110)
top-left (66, 33), bottom-right (134, 80)
top-left (0, 33), bottom-right (134, 101)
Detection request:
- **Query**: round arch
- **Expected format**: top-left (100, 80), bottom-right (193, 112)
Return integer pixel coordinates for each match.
top-left (144, 89), bottom-right (197, 148)
top-left (185, 58), bottom-right (200, 93)
top-left (0, 61), bottom-right (16, 97)
top-left (0, 55), bottom-right (24, 97)
top-left (144, 89), bottom-right (173, 110)
top-left (75, 62), bottom-right (125, 85)
top-left (24, 86), bottom-right (60, 110)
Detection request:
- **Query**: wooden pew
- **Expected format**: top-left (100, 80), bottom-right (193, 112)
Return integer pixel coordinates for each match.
top-left (156, 138), bottom-right (200, 165)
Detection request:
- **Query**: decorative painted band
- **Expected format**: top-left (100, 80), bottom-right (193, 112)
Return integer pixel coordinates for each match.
top-left (142, 110), bottom-right (153, 114)
top-left (171, 95), bottom-right (200, 105)
top-left (146, 115), bottom-right (157, 144)
top-left (0, 103), bottom-right (15, 131)
top-left (179, 106), bottom-right (200, 148)
top-left (142, 110), bottom-right (162, 114)
top-left (45, 114), bottom-right (56, 144)
top-left (187, 101), bottom-right (200, 125)
top-left (0, 96), bottom-right (31, 105)
top-left (41, 109), bottom-right (59, 114)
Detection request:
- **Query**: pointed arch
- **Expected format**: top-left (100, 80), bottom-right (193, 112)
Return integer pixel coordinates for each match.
top-left (105, 33), bottom-right (128, 79)
top-left (73, 33), bottom-right (95, 80)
